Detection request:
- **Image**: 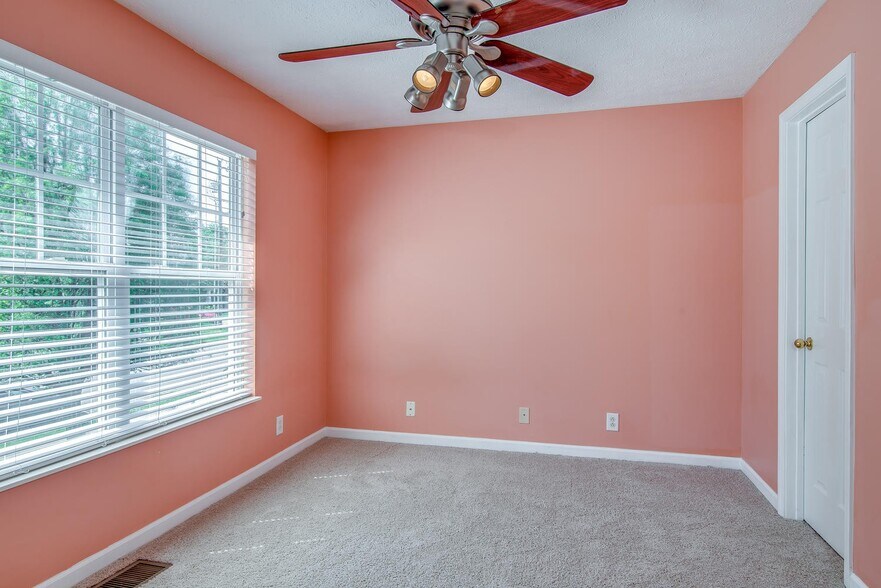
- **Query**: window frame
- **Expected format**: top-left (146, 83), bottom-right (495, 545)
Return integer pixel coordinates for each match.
top-left (0, 41), bottom-right (258, 492)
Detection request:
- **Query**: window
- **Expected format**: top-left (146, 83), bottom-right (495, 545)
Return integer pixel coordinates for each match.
top-left (0, 56), bottom-right (256, 485)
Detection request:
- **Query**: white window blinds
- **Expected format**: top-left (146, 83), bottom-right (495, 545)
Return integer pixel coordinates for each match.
top-left (0, 57), bottom-right (256, 484)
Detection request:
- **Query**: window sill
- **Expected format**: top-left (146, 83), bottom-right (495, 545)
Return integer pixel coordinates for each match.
top-left (0, 396), bottom-right (261, 493)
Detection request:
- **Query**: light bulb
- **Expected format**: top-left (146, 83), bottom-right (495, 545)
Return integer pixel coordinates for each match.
top-left (478, 74), bottom-right (502, 97)
top-left (413, 69), bottom-right (438, 93)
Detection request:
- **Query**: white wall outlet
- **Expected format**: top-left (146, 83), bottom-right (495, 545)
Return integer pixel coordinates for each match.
top-left (519, 407), bottom-right (530, 424)
top-left (276, 415), bottom-right (284, 436)
top-left (405, 401), bottom-right (416, 417)
top-left (606, 412), bottom-right (619, 432)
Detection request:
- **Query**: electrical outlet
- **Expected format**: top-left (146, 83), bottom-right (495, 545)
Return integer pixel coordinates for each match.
top-left (405, 401), bottom-right (416, 417)
top-left (606, 412), bottom-right (619, 432)
top-left (518, 407), bottom-right (530, 424)
top-left (276, 415), bottom-right (284, 436)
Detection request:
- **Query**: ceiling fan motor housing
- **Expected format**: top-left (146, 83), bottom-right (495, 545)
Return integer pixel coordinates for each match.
top-left (435, 28), bottom-right (469, 63)
top-left (411, 0), bottom-right (493, 40)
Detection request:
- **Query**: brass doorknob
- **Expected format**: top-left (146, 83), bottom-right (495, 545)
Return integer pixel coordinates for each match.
top-left (794, 337), bottom-right (814, 350)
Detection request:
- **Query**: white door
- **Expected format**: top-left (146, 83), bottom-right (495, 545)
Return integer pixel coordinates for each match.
top-left (802, 96), bottom-right (848, 556)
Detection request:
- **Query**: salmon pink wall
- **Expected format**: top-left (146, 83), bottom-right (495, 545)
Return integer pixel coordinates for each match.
top-left (0, 1), bottom-right (328, 586)
top-left (328, 100), bottom-right (743, 457)
top-left (741, 0), bottom-right (881, 583)
top-left (5, 0), bottom-right (877, 585)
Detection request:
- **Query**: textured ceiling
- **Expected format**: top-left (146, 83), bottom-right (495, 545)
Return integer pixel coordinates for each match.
top-left (114, 0), bottom-right (826, 132)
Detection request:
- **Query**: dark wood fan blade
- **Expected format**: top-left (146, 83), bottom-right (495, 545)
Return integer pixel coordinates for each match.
top-left (482, 41), bottom-right (594, 96)
top-left (475, 0), bottom-right (627, 38)
top-left (412, 70), bottom-right (453, 113)
top-left (389, 0), bottom-right (448, 24)
top-left (279, 38), bottom-right (422, 62)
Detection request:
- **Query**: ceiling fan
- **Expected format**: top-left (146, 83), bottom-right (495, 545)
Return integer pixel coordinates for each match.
top-left (279, 0), bottom-right (628, 113)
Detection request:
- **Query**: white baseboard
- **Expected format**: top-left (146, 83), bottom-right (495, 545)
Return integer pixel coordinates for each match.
top-left (325, 429), bottom-right (782, 511)
top-left (325, 427), bottom-right (742, 469)
top-left (846, 571), bottom-right (869, 588)
top-left (36, 427), bottom-right (327, 588)
top-left (739, 458), bottom-right (778, 510)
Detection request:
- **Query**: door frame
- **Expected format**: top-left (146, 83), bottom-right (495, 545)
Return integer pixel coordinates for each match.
top-left (778, 53), bottom-right (855, 576)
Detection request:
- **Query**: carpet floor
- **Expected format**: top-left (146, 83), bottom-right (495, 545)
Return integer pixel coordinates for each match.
top-left (79, 438), bottom-right (843, 587)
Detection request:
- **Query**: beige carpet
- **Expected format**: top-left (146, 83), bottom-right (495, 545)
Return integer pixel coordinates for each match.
top-left (79, 438), bottom-right (843, 587)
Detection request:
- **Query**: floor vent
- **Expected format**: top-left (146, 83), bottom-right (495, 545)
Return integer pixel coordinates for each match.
top-left (91, 560), bottom-right (172, 588)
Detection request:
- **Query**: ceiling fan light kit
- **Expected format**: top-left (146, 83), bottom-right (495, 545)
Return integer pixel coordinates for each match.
top-left (443, 70), bottom-right (471, 111)
top-left (462, 54), bottom-right (501, 98)
top-left (279, 0), bottom-right (629, 114)
top-left (405, 85), bottom-right (432, 109)
top-left (413, 51), bottom-right (449, 92)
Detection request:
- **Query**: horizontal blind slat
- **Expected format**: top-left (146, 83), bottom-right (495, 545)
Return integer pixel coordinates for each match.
top-left (0, 384), bottom-right (252, 462)
top-left (1, 326), bottom-right (254, 356)
top-left (0, 344), bottom-right (253, 418)
top-left (0, 339), bottom-right (251, 382)
top-left (4, 345), bottom-right (254, 407)
top-left (0, 344), bottom-right (254, 394)
top-left (2, 363), bottom-right (253, 440)
top-left (0, 333), bottom-right (249, 370)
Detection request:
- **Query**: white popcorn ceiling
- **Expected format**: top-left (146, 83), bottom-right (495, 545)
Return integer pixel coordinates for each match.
top-left (114, 0), bottom-right (826, 132)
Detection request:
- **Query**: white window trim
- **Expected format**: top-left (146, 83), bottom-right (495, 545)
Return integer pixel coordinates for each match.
top-left (0, 40), bottom-right (259, 491)
top-left (0, 40), bottom-right (257, 160)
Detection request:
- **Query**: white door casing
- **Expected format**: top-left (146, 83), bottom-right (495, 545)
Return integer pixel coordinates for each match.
top-left (778, 53), bottom-right (854, 579)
